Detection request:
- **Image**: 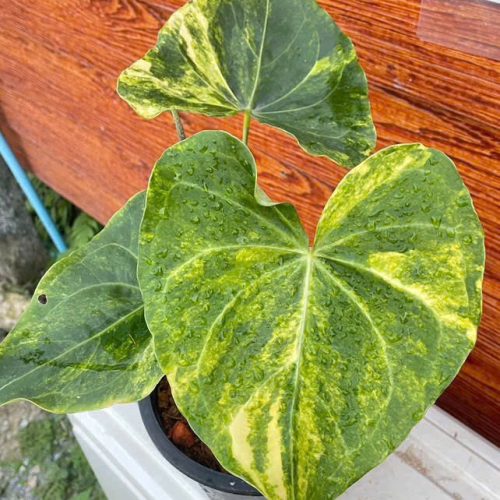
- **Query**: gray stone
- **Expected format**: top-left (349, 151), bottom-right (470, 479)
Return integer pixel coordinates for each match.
top-left (0, 158), bottom-right (49, 287)
top-left (0, 288), bottom-right (30, 331)
top-left (0, 401), bottom-right (45, 463)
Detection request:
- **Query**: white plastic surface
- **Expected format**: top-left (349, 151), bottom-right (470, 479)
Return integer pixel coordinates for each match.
top-left (70, 404), bottom-right (500, 500)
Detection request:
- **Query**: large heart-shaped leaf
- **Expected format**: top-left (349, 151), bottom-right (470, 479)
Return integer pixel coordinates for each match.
top-left (139, 132), bottom-right (484, 499)
top-left (117, 0), bottom-right (376, 167)
top-left (0, 193), bottom-right (162, 413)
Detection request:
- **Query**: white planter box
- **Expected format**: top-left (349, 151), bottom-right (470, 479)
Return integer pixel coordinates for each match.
top-left (70, 404), bottom-right (499, 500)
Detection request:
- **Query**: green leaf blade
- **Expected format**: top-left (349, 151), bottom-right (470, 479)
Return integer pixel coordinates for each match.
top-left (0, 193), bottom-right (162, 413)
top-left (117, 0), bottom-right (376, 167)
top-left (139, 133), bottom-right (484, 499)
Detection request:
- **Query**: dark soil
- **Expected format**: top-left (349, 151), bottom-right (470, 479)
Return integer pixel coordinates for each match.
top-left (156, 378), bottom-right (226, 473)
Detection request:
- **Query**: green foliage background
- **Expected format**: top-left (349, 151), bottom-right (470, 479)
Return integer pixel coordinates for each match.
top-left (27, 175), bottom-right (102, 256)
top-left (0, 415), bottom-right (105, 500)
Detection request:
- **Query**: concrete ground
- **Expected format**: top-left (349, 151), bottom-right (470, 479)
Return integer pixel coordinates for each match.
top-left (0, 402), bottom-right (45, 499)
top-left (0, 288), bottom-right (105, 500)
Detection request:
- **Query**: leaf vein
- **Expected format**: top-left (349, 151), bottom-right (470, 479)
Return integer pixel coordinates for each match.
top-left (163, 244), bottom-right (303, 293)
top-left (0, 306), bottom-right (144, 395)
top-left (195, 258), bottom-right (303, 378)
top-left (176, 180), bottom-right (300, 245)
top-left (288, 251), bottom-right (314, 499)
top-left (316, 261), bottom-right (394, 436)
top-left (318, 222), bottom-right (466, 251)
top-left (246, 0), bottom-right (271, 109)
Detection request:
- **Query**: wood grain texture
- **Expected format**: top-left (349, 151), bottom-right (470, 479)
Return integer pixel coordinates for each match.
top-left (0, 0), bottom-right (499, 444)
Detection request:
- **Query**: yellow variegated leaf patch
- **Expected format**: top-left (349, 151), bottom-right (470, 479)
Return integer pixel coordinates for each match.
top-left (139, 132), bottom-right (484, 499)
top-left (117, 0), bottom-right (376, 167)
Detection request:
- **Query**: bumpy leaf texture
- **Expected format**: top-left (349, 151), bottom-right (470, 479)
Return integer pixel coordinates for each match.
top-left (139, 132), bottom-right (484, 500)
top-left (0, 193), bottom-right (162, 413)
top-left (117, 0), bottom-right (376, 167)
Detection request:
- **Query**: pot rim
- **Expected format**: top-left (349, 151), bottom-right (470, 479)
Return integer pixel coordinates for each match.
top-left (139, 385), bottom-right (262, 496)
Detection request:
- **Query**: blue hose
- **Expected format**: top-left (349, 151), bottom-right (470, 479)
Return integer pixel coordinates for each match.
top-left (0, 132), bottom-right (68, 253)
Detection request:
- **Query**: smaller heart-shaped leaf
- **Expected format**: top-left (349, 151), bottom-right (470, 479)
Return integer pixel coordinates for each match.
top-left (117, 0), bottom-right (376, 167)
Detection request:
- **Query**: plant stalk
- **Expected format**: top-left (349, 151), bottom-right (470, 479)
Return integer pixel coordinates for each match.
top-left (242, 110), bottom-right (252, 144)
top-left (171, 110), bottom-right (186, 141)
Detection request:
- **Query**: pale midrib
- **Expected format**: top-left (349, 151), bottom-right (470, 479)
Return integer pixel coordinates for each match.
top-left (315, 256), bottom-right (448, 473)
top-left (272, 206), bottom-right (309, 246)
top-left (272, 205), bottom-right (306, 243)
top-left (317, 254), bottom-right (443, 326)
top-left (318, 222), bottom-right (464, 251)
top-left (254, 30), bottom-right (321, 113)
top-left (288, 251), bottom-right (314, 500)
top-left (67, 243), bottom-right (137, 287)
top-left (35, 340), bottom-right (159, 413)
top-left (194, 10), bottom-right (240, 106)
top-left (278, 120), bottom-right (350, 141)
top-left (194, 258), bottom-right (302, 377)
top-left (89, 242), bottom-right (138, 260)
top-left (261, 18), bottom-right (306, 69)
top-left (170, 27), bottom-right (239, 108)
top-left (246, 0), bottom-right (271, 109)
top-left (48, 242), bottom-right (137, 288)
top-left (41, 282), bottom-right (140, 320)
top-left (255, 47), bottom-right (355, 115)
top-left (316, 261), bottom-right (393, 389)
top-left (162, 244), bottom-right (304, 294)
top-left (228, 4), bottom-right (267, 64)
top-left (316, 261), bottom-right (395, 460)
top-left (0, 305), bottom-right (144, 395)
top-left (313, 147), bottom-right (426, 246)
top-left (174, 180), bottom-right (301, 246)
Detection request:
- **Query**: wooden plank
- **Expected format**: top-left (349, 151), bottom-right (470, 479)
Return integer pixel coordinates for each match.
top-left (0, 0), bottom-right (498, 444)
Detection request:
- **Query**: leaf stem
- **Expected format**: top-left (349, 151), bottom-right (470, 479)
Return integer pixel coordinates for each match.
top-left (171, 110), bottom-right (186, 141)
top-left (242, 110), bottom-right (252, 144)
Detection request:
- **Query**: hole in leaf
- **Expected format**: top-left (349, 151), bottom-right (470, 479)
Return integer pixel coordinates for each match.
top-left (38, 294), bottom-right (48, 305)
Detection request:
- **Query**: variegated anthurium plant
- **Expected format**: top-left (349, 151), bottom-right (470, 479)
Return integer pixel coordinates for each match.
top-left (0, 1), bottom-right (485, 499)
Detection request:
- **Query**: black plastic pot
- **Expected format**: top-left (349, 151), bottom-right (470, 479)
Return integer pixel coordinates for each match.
top-left (139, 387), bottom-right (262, 497)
